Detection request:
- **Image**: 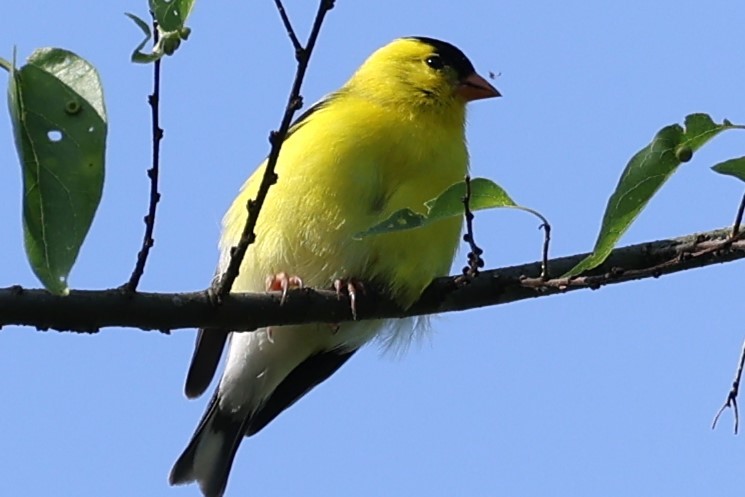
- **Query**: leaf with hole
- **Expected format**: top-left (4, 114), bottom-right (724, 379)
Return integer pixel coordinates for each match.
top-left (7, 48), bottom-right (107, 294)
top-left (564, 113), bottom-right (745, 278)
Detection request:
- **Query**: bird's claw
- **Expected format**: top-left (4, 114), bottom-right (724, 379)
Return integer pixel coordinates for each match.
top-left (266, 272), bottom-right (304, 305)
top-left (333, 278), bottom-right (366, 320)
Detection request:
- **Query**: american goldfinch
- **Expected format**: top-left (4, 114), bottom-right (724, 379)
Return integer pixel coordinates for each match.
top-left (169, 36), bottom-right (499, 497)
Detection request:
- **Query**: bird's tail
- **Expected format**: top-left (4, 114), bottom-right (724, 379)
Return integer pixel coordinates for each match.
top-left (169, 394), bottom-right (247, 497)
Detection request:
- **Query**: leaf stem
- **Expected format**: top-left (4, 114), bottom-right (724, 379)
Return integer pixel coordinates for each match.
top-left (539, 222), bottom-right (551, 279)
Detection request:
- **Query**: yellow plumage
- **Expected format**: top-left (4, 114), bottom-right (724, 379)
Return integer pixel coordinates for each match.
top-left (222, 69), bottom-right (468, 305)
top-left (171, 37), bottom-right (499, 497)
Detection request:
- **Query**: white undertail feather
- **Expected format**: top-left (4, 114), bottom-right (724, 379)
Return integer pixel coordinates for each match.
top-left (192, 428), bottom-right (229, 492)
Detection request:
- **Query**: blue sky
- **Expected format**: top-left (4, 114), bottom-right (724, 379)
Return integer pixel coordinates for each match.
top-left (2, 1), bottom-right (745, 496)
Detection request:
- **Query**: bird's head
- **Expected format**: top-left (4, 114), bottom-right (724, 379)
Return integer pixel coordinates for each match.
top-left (346, 37), bottom-right (500, 112)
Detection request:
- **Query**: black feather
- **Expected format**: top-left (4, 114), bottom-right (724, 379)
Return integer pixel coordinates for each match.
top-left (246, 348), bottom-right (357, 436)
top-left (170, 393), bottom-right (248, 497)
top-left (185, 328), bottom-right (230, 399)
top-left (408, 36), bottom-right (476, 79)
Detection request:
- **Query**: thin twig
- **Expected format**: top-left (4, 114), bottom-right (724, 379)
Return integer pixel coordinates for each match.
top-left (712, 338), bottom-right (745, 433)
top-left (731, 192), bottom-right (745, 238)
top-left (458, 175), bottom-right (485, 282)
top-left (125, 16), bottom-right (164, 292)
top-left (273, 0), bottom-right (303, 54)
top-left (214, 0), bottom-right (335, 302)
top-left (539, 222), bottom-right (551, 279)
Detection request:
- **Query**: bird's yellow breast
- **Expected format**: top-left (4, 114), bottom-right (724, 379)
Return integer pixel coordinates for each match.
top-left (221, 94), bottom-right (468, 308)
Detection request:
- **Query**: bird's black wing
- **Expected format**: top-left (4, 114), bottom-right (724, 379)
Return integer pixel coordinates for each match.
top-left (246, 348), bottom-right (357, 436)
top-left (184, 328), bottom-right (229, 399)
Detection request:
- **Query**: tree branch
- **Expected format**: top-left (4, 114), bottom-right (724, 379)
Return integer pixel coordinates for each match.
top-left (1, 228), bottom-right (743, 333)
top-left (214, 0), bottom-right (334, 301)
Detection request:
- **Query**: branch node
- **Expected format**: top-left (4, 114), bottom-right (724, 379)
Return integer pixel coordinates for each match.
top-left (295, 48), bottom-right (308, 64)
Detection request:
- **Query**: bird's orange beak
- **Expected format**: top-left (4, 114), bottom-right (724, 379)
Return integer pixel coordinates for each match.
top-left (456, 72), bottom-right (501, 101)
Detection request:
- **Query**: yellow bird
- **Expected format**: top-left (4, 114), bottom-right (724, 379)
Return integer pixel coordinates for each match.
top-left (170, 36), bottom-right (499, 497)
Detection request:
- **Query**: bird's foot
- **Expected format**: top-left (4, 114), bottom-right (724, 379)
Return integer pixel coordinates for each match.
top-left (265, 272), bottom-right (304, 343)
top-left (266, 272), bottom-right (304, 305)
top-left (333, 277), bottom-right (366, 320)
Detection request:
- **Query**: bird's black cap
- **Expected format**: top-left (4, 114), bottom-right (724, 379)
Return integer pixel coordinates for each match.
top-left (408, 36), bottom-right (477, 79)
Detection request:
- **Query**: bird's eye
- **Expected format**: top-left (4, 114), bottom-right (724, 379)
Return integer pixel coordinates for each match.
top-left (425, 55), bottom-right (444, 70)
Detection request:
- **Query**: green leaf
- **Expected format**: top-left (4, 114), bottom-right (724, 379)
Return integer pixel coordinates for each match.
top-left (149, 0), bottom-right (195, 32)
top-left (564, 113), bottom-right (745, 278)
top-left (354, 178), bottom-right (547, 239)
top-left (126, 9), bottom-right (193, 63)
top-left (125, 13), bottom-right (161, 63)
top-left (424, 177), bottom-right (516, 216)
top-left (712, 157), bottom-right (745, 183)
top-left (7, 48), bottom-right (107, 294)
